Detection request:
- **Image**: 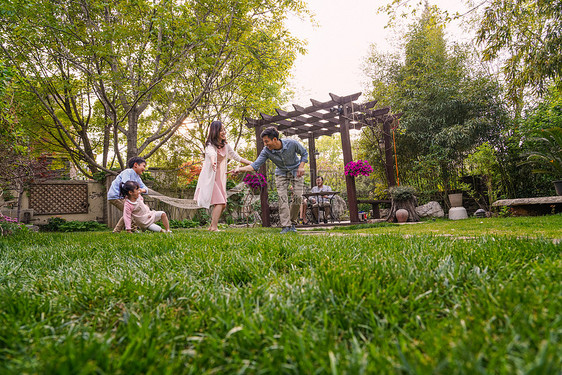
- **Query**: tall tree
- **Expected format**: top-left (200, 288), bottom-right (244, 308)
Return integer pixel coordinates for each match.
top-left (0, 0), bottom-right (305, 177)
top-left (477, 0), bottom-right (562, 105)
top-left (362, 5), bottom-right (507, 197)
top-left (0, 60), bottom-right (54, 218)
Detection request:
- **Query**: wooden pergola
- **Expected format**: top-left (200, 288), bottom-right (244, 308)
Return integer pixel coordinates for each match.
top-left (245, 92), bottom-right (401, 226)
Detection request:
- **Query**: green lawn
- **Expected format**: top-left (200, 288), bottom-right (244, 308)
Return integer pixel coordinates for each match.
top-left (332, 215), bottom-right (562, 240)
top-left (1, 217), bottom-right (561, 374)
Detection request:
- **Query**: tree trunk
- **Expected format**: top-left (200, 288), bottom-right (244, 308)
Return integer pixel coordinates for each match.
top-left (387, 197), bottom-right (420, 222)
top-left (127, 109), bottom-right (139, 161)
top-left (16, 185), bottom-right (24, 224)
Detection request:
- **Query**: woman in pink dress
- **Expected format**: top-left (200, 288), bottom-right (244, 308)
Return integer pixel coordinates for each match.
top-left (194, 121), bottom-right (252, 231)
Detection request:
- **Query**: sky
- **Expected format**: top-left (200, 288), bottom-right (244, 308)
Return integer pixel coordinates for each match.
top-left (284, 0), bottom-right (473, 107)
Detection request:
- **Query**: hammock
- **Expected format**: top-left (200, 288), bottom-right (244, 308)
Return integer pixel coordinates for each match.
top-left (146, 188), bottom-right (199, 209)
top-left (143, 189), bottom-right (198, 221)
top-left (144, 183), bottom-right (246, 220)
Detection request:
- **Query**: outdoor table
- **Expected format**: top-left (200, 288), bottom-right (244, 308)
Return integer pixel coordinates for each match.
top-left (302, 191), bottom-right (340, 223)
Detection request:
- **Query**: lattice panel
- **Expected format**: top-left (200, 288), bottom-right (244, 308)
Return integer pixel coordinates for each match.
top-left (30, 184), bottom-right (89, 214)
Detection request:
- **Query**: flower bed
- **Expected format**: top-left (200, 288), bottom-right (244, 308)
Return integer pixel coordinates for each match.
top-left (0, 214), bottom-right (25, 235)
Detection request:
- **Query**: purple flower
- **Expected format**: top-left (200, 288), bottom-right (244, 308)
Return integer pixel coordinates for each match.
top-left (344, 160), bottom-right (373, 177)
top-left (0, 215), bottom-right (18, 223)
top-left (243, 173), bottom-right (267, 191)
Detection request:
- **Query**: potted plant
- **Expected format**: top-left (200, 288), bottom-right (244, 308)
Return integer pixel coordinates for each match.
top-left (524, 127), bottom-right (562, 195)
top-left (387, 185), bottom-right (420, 223)
top-left (448, 192), bottom-right (463, 207)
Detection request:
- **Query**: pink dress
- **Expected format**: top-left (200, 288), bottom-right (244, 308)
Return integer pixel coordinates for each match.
top-left (210, 147), bottom-right (227, 205)
top-left (194, 143), bottom-right (244, 209)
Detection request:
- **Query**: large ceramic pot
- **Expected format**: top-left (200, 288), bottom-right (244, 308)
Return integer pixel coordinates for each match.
top-left (448, 193), bottom-right (463, 207)
top-left (395, 209), bottom-right (409, 223)
top-left (554, 180), bottom-right (562, 196)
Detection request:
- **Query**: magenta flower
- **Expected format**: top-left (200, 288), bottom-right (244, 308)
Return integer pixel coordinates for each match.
top-left (0, 215), bottom-right (18, 223)
top-left (344, 160), bottom-right (373, 177)
top-left (243, 173), bottom-right (267, 191)
top-left (0, 214), bottom-right (23, 236)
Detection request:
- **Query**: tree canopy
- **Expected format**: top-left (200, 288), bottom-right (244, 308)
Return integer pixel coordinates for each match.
top-left (363, 5), bottom-right (507, 195)
top-left (0, 0), bottom-right (306, 177)
top-left (477, 0), bottom-right (562, 103)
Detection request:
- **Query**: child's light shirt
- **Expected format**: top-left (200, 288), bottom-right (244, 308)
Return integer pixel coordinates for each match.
top-left (107, 169), bottom-right (147, 200)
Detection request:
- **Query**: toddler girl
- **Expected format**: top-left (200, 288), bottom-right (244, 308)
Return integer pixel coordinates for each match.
top-left (120, 181), bottom-right (171, 233)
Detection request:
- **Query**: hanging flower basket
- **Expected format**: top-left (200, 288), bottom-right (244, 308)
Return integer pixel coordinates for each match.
top-left (344, 160), bottom-right (373, 177)
top-left (243, 173), bottom-right (267, 192)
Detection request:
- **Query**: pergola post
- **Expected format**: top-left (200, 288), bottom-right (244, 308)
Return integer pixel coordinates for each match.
top-left (255, 126), bottom-right (271, 227)
top-left (383, 119), bottom-right (397, 187)
top-left (339, 105), bottom-right (360, 223)
top-left (308, 135), bottom-right (317, 187)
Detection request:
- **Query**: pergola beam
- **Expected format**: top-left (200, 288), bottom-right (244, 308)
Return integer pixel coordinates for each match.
top-left (247, 105), bottom-right (330, 128)
top-left (329, 92), bottom-right (362, 104)
top-left (305, 110), bottom-right (339, 121)
top-left (348, 99), bottom-right (378, 111)
top-left (247, 95), bottom-right (390, 140)
top-left (246, 93), bottom-right (361, 128)
top-left (284, 127), bottom-right (339, 138)
top-left (276, 120), bottom-right (335, 134)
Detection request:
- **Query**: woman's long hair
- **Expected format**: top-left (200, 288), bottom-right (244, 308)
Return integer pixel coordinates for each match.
top-left (205, 120), bottom-right (226, 149)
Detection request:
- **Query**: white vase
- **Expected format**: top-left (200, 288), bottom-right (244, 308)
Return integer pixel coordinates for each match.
top-left (448, 193), bottom-right (463, 207)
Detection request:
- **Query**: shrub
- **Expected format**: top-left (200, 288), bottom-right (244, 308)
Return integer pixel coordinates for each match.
top-left (390, 185), bottom-right (416, 201)
top-left (168, 219), bottom-right (200, 229)
top-left (524, 126), bottom-right (562, 179)
top-left (177, 161), bottom-right (202, 188)
top-left (0, 214), bottom-right (26, 235)
top-left (42, 217), bottom-right (107, 232)
top-left (193, 209), bottom-right (210, 225)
